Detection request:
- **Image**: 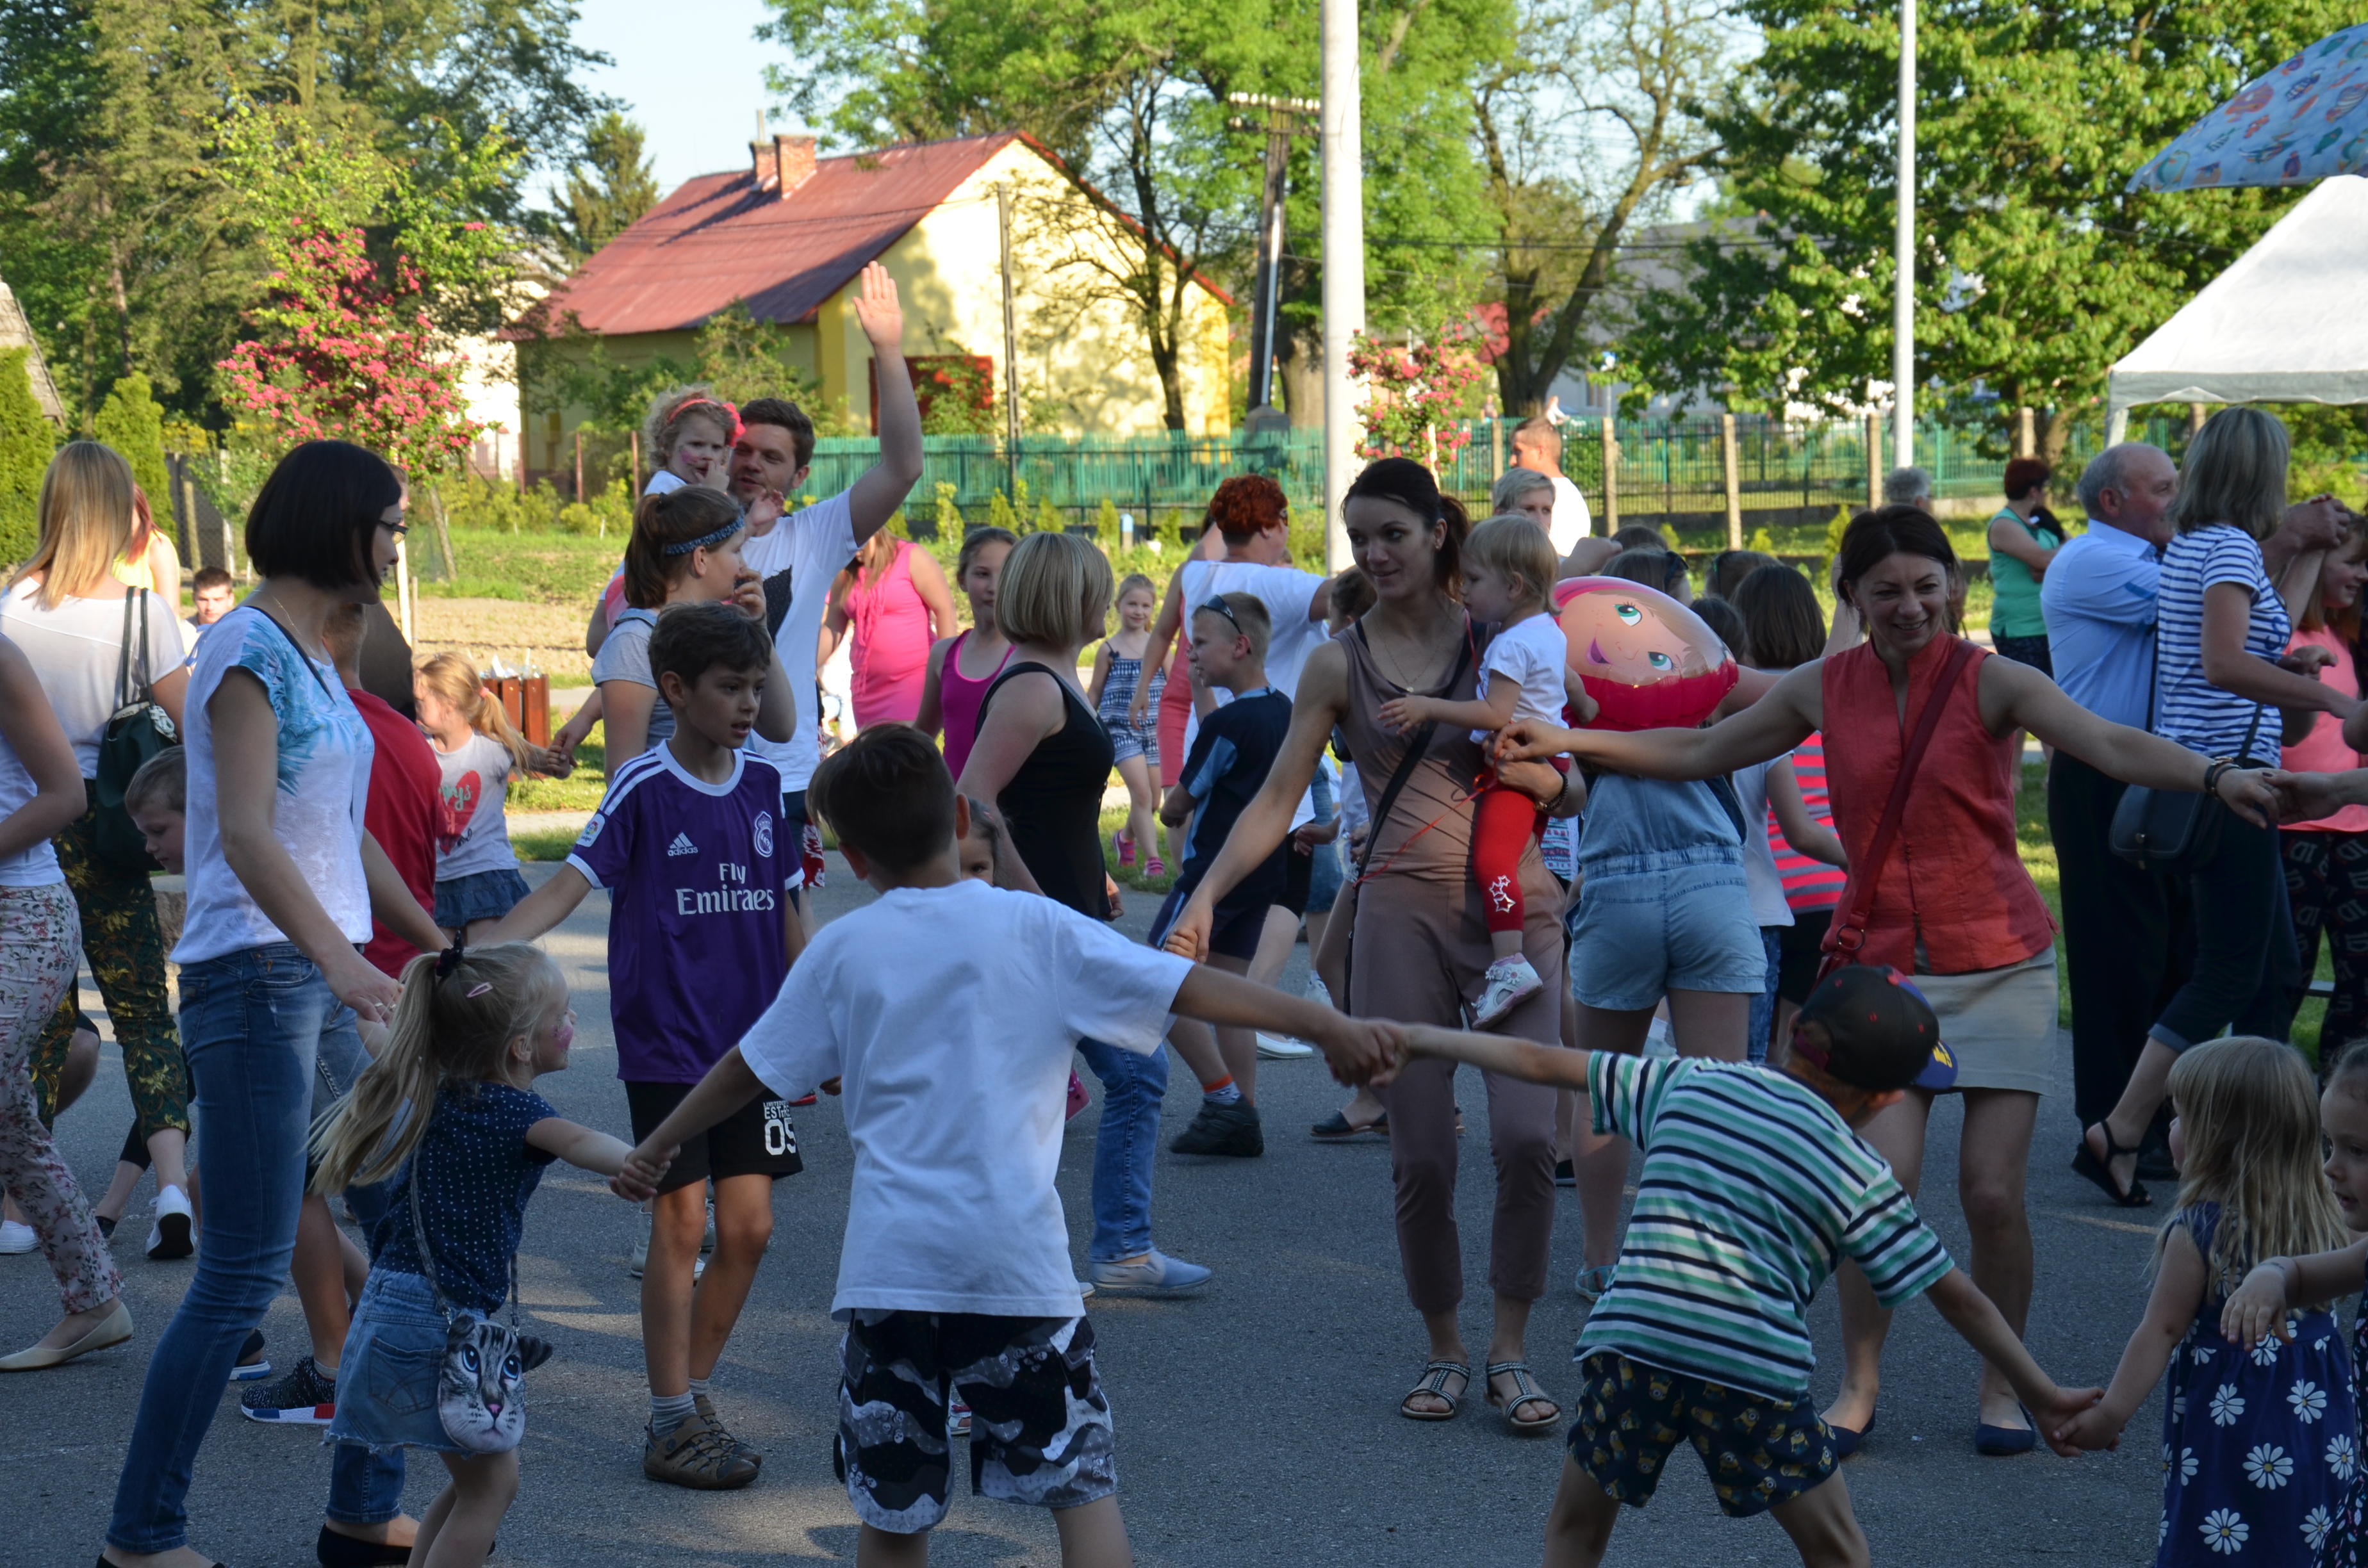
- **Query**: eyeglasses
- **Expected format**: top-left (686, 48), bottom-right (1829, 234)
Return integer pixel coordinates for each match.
top-left (377, 518), bottom-right (410, 539)
top-left (1196, 597), bottom-right (1243, 635)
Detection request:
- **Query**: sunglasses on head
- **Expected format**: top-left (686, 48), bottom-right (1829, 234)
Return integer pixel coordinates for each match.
top-left (1197, 597), bottom-right (1244, 635)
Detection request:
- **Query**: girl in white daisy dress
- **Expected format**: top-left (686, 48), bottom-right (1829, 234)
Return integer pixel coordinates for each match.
top-left (2055, 1037), bottom-right (2357, 1564)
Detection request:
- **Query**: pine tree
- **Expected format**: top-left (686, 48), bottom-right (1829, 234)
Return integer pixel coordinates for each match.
top-left (562, 113), bottom-right (659, 263)
top-left (0, 348), bottom-right (54, 567)
top-left (93, 370), bottom-right (169, 503)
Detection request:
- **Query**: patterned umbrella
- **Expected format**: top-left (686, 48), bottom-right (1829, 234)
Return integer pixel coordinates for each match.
top-left (2129, 22), bottom-right (2368, 192)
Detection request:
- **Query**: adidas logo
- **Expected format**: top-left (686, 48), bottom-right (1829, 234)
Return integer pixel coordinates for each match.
top-left (666, 832), bottom-right (698, 858)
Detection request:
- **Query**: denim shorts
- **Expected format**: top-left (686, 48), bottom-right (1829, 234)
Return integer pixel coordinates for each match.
top-left (433, 867), bottom-right (530, 929)
top-left (1568, 853), bottom-right (1766, 1010)
top-left (326, 1269), bottom-right (469, 1456)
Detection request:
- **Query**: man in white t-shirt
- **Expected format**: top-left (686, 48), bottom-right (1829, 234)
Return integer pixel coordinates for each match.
top-left (1512, 415), bottom-right (1593, 553)
top-left (727, 263), bottom-right (924, 916)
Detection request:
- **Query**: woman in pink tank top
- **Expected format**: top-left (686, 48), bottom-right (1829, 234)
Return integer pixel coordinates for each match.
top-left (1499, 505), bottom-right (2281, 1456)
top-left (915, 526), bottom-right (1016, 776)
top-left (825, 534), bottom-right (955, 728)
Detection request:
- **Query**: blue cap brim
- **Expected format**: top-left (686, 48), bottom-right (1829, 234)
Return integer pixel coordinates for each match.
top-left (1913, 1040), bottom-right (1958, 1091)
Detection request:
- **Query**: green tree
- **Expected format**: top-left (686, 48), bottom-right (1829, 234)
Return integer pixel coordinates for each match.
top-left (1617, 0), bottom-right (2355, 460)
top-left (92, 368), bottom-right (168, 502)
top-left (0, 348), bottom-right (53, 565)
top-left (561, 112), bottom-right (660, 263)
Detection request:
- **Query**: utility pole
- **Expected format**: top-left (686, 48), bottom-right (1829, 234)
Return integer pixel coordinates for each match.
top-left (1319, 0), bottom-right (1365, 569)
top-left (1892, 0), bottom-right (1916, 470)
top-left (1227, 94), bottom-right (1317, 422)
top-left (997, 183), bottom-right (1022, 450)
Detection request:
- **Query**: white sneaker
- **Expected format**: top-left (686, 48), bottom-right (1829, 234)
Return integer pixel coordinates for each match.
top-left (0, 1220), bottom-right (34, 1254)
top-left (1469, 954), bottom-right (1545, 1027)
top-left (147, 1185), bottom-right (195, 1261)
top-left (1255, 1033), bottom-right (1316, 1059)
top-left (948, 1398), bottom-right (973, 1439)
top-left (1304, 976), bottom-right (1336, 1008)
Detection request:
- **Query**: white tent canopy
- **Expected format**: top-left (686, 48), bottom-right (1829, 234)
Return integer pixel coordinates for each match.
top-left (2107, 174), bottom-right (2368, 441)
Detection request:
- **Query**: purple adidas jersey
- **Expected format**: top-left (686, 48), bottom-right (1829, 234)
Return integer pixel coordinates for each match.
top-left (568, 746), bottom-right (798, 1083)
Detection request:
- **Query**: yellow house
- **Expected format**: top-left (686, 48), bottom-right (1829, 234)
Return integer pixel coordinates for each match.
top-left (518, 130), bottom-right (1233, 471)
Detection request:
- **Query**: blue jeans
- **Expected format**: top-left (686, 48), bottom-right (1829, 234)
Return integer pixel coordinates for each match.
top-left (1748, 927), bottom-right (1784, 1065)
top-left (1074, 1038), bottom-right (1165, 1262)
top-left (106, 944), bottom-right (401, 1552)
top-left (1307, 767), bottom-right (1344, 915)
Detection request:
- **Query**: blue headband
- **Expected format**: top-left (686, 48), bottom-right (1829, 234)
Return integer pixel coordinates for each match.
top-left (662, 519), bottom-right (744, 556)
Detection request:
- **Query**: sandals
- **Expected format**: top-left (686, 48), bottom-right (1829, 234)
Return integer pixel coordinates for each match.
top-left (1574, 1264), bottom-right (1616, 1303)
top-left (1484, 1361), bottom-right (1560, 1433)
top-left (2071, 1122), bottom-right (2152, 1208)
top-left (1311, 1109), bottom-right (1388, 1139)
top-left (1399, 1360), bottom-right (1470, 1421)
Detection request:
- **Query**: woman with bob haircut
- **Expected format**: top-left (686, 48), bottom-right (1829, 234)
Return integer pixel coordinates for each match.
top-left (0, 442), bottom-right (195, 1254)
top-left (1165, 456), bottom-right (1580, 1432)
top-left (99, 439), bottom-right (450, 1568)
top-left (2078, 407), bottom-right (2356, 1210)
top-left (954, 530), bottom-right (1217, 1297)
top-left (1491, 502), bottom-right (2283, 1457)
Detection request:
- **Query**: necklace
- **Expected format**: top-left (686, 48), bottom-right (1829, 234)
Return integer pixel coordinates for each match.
top-left (1366, 601), bottom-right (1463, 692)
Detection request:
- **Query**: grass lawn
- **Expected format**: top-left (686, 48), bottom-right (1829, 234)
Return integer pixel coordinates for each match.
top-left (413, 528), bottom-right (620, 605)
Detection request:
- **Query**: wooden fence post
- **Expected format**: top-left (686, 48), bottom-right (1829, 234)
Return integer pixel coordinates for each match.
top-left (1722, 412), bottom-right (1742, 549)
top-left (1600, 416), bottom-right (1618, 533)
top-left (1865, 409), bottom-right (1882, 510)
top-left (2016, 406), bottom-right (2035, 459)
top-left (574, 430), bottom-right (585, 503)
top-left (630, 430), bottom-right (641, 494)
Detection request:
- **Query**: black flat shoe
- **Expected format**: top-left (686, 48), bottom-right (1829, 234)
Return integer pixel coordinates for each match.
top-left (1827, 1410), bottom-right (1874, 1457)
top-left (318, 1524), bottom-right (413, 1567)
top-left (1975, 1407), bottom-right (2037, 1457)
top-left (1311, 1109), bottom-right (1386, 1139)
top-left (2071, 1123), bottom-right (2151, 1207)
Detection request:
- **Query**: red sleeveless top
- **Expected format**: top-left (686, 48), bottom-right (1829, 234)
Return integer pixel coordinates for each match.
top-left (1820, 635), bottom-right (2055, 974)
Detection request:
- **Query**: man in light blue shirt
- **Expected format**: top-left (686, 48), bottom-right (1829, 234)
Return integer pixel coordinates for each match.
top-left (2043, 445), bottom-right (2176, 728)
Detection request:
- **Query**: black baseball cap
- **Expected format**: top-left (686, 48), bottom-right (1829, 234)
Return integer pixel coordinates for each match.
top-left (1788, 965), bottom-right (1957, 1092)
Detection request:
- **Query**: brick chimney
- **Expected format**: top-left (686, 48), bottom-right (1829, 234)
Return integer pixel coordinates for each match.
top-left (750, 138), bottom-right (778, 190)
top-left (774, 133), bottom-right (817, 195)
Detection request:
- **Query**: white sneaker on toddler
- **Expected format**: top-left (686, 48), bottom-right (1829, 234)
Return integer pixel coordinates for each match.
top-left (1469, 955), bottom-right (1544, 1027)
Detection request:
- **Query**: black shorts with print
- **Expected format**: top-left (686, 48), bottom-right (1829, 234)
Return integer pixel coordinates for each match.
top-left (834, 1311), bottom-right (1115, 1532)
top-left (1568, 1351), bottom-right (1837, 1519)
top-left (624, 1080), bottom-right (802, 1194)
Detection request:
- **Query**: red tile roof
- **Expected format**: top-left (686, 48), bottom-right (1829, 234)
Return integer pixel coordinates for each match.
top-left (532, 133), bottom-right (1024, 337)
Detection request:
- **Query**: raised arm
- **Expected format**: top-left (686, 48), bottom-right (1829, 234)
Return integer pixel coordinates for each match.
top-left (1986, 655), bottom-right (2279, 822)
top-left (1402, 1023), bottom-right (1592, 1088)
top-left (845, 264), bottom-right (925, 544)
top-left (480, 864), bottom-right (593, 946)
top-left (1162, 641), bottom-right (1342, 956)
top-left (1497, 660), bottom-right (1820, 780)
top-left (1128, 569), bottom-right (1190, 727)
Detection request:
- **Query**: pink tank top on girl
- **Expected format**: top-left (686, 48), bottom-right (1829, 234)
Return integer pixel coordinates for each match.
top-left (846, 541), bottom-right (936, 728)
top-left (939, 628), bottom-right (1014, 779)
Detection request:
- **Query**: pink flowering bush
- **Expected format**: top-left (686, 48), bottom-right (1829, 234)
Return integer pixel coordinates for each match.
top-left (1349, 327), bottom-right (1488, 462)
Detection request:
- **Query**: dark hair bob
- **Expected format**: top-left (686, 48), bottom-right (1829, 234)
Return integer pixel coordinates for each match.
top-left (245, 441), bottom-right (401, 591)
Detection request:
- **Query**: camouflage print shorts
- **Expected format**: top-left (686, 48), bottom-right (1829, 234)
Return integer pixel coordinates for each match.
top-left (1568, 1351), bottom-right (1837, 1519)
top-left (835, 1311), bottom-right (1115, 1532)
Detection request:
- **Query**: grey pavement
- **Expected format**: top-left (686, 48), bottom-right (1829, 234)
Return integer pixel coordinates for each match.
top-left (4, 858), bottom-right (2172, 1565)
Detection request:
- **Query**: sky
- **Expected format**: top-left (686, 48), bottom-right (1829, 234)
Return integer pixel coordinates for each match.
top-left (566, 0), bottom-right (796, 196)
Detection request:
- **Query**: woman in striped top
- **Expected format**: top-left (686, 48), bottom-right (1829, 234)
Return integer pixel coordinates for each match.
top-left (2078, 408), bottom-right (2359, 1209)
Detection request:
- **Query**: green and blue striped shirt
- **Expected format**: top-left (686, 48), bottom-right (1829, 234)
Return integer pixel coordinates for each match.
top-left (1575, 1054), bottom-right (1953, 1400)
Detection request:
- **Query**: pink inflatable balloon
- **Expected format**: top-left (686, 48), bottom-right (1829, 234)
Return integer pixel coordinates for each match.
top-left (1552, 576), bottom-right (1739, 731)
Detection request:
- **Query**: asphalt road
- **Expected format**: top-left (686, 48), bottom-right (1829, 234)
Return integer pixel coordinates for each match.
top-left (5, 858), bottom-right (2176, 1566)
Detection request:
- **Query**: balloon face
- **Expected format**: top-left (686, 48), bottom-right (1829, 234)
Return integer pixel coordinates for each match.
top-left (1553, 576), bottom-right (1739, 732)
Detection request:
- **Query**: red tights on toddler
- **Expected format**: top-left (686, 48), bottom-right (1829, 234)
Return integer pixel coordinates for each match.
top-left (1473, 783), bottom-right (1545, 935)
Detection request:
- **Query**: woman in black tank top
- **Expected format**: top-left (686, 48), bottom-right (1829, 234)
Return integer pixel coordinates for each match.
top-left (974, 661), bottom-right (1114, 917)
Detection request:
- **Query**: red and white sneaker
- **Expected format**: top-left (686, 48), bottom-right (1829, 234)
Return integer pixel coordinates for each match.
top-left (949, 1398), bottom-right (974, 1439)
top-left (239, 1354), bottom-right (337, 1424)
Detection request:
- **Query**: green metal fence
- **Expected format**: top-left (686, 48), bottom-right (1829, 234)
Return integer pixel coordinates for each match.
top-left (803, 414), bottom-right (2196, 540)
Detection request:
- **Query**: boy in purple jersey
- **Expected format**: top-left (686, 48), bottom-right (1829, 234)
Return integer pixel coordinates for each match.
top-left (486, 601), bottom-right (807, 1490)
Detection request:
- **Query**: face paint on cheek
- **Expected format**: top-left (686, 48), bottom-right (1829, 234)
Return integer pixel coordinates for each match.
top-left (550, 1019), bottom-right (575, 1056)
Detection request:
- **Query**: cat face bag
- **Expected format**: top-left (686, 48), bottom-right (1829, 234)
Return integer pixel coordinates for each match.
top-left (410, 1161), bottom-right (553, 1454)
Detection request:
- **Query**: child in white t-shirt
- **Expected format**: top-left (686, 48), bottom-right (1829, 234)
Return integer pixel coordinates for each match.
top-left (1377, 514), bottom-right (1573, 1026)
top-left (613, 725), bottom-right (1390, 1564)
top-left (413, 652), bottom-right (557, 939)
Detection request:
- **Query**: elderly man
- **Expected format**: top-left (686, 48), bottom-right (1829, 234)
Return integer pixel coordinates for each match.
top-left (1511, 416), bottom-right (1593, 551)
top-left (2044, 443), bottom-right (2346, 1163)
top-left (1882, 466), bottom-right (1934, 510)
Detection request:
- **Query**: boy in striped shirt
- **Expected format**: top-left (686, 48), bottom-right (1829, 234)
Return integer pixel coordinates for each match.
top-left (1399, 966), bottom-right (2100, 1567)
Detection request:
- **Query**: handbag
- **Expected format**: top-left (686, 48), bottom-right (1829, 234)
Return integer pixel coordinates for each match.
top-left (409, 1151), bottom-right (553, 1455)
top-left (93, 588), bottom-right (179, 873)
top-left (1819, 638), bottom-right (1982, 981)
top-left (2107, 702), bottom-right (2263, 872)
top-left (1340, 625), bottom-right (1475, 1006)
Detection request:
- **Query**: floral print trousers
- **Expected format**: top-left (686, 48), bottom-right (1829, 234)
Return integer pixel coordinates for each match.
top-left (0, 882), bottom-right (120, 1314)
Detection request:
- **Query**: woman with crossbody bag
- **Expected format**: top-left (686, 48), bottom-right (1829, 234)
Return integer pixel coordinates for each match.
top-left (310, 939), bottom-right (629, 1568)
top-left (1494, 504), bottom-right (2282, 1460)
top-left (1162, 459), bottom-right (1581, 1433)
top-left (99, 441), bottom-right (451, 1568)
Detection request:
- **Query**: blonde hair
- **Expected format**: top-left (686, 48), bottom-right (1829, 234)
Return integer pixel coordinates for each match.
top-left (2300, 512), bottom-right (2368, 637)
top-left (417, 652), bottom-right (533, 771)
top-left (1194, 590), bottom-right (1272, 659)
top-left (996, 531), bottom-right (1112, 649)
top-left (310, 943), bottom-right (567, 1194)
top-left (1490, 468), bottom-right (1554, 514)
top-left (2169, 407), bottom-right (2291, 541)
top-left (2161, 1037), bottom-right (2349, 1297)
top-left (13, 442), bottom-right (139, 607)
top-left (1465, 513), bottom-right (1559, 608)
top-left (1115, 571), bottom-right (1156, 605)
top-left (643, 384), bottom-right (734, 466)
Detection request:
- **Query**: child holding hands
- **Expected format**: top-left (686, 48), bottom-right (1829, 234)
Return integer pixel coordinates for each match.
top-left (1395, 964), bottom-right (2098, 1568)
top-left (613, 724), bottom-right (1394, 1568)
top-left (2198, 1038), bottom-right (2368, 1566)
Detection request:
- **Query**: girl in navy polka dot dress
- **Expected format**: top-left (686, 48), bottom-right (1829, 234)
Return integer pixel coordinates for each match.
top-left (2059, 1038), bottom-right (2358, 1566)
top-left (311, 943), bottom-right (634, 1568)
top-left (2222, 1039), bottom-right (2368, 1567)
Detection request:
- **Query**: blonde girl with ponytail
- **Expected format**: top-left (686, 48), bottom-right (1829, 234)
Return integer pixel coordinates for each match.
top-left (312, 941), bottom-right (632, 1568)
top-left (413, 653), bottom-right (556, 940)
